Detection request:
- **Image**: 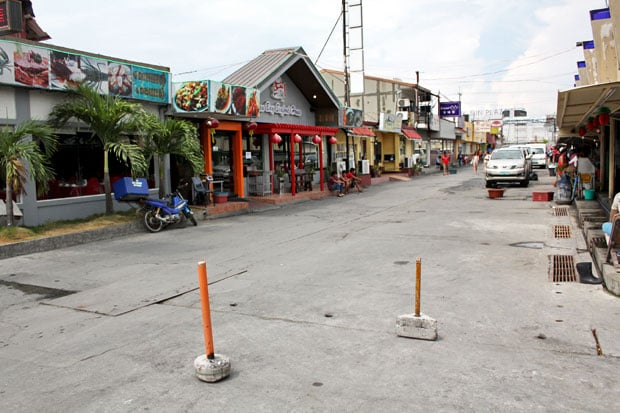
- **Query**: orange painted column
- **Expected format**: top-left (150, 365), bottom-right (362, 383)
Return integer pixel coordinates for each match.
top-left (197, 260), bottom-right (215, 359)
top-left (415, 257), bottom-right (421, 317)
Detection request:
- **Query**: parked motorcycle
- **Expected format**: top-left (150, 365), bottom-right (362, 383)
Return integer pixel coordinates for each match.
top-left (141, 190), bottom-right (197, 233)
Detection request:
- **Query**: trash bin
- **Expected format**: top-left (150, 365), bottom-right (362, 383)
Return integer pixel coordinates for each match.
top-left (548, 166), bottom-right (556, 177)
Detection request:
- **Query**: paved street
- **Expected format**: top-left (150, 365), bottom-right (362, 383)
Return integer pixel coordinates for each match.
top-left (1, 167), bottom-right (619, 412)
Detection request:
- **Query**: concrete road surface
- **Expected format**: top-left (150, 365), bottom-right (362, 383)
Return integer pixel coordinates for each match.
top-left (1, 167), bottom-right (619, 412)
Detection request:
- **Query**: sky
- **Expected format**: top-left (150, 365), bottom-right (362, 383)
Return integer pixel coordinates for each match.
top-left (32, 0), bottom-right (610, 119)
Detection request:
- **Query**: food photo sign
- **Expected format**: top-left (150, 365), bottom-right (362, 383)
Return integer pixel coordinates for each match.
top-left (171, 79), bottom-right (259, 117)
top-left (0, 38), bottom-right (169, 104)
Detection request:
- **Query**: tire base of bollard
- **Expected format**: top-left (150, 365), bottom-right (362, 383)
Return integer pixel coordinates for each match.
top-left (194, 353), bottom-right (231, 382)
top-left (396, 313), bottom-right (438, 341)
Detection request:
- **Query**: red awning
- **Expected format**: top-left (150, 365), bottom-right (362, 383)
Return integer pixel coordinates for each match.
top-left (402, 128), bottom-right (422, 140)
top-left (350, 127), bottom-right (375, 137)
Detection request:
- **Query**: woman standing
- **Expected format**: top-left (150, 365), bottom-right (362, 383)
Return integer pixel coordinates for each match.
top-left (472, 150), bottom-right (480, 174)
top-left (441, 151), bottom-right (450, 175)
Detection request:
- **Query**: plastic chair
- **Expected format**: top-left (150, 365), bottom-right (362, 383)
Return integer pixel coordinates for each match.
top-left (191, 176), bottom-right (212, 206)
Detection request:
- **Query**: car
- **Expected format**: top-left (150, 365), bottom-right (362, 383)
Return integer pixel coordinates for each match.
top-left (525, 143), bottom-right (548, 169)
top-left (485, 147), bottom-right (530, 188)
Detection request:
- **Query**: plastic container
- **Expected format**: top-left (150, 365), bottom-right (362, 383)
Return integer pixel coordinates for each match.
top-left (113, 177), bottom-right (149, 201)
top-left (584, 189), bottom-right (595, 200)
top-left (213, 192), bottom-right (228, 204)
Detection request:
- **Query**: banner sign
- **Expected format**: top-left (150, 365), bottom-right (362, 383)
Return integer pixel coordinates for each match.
top-left (171, 80), bottom-right (260, 116)
top-left (0, 39), bottom-right (169, 104)
top-left (0, 0), bottom-right (22, 36)
top-left (440, 101), bottom-right (461, 117)
top-left (340, 107), bottom-right (363, 127)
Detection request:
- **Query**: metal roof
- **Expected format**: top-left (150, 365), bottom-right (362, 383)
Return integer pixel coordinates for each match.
top-left (223, 46), bottom-right (341, 110)
top-left (556, 82), bottom-right (620, 135)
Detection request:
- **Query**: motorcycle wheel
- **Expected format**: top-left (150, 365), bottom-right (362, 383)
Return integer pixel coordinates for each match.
top-left (144, 210), bottom-right (164, 233)
top-left (185, 211), bottom-right (197, 226)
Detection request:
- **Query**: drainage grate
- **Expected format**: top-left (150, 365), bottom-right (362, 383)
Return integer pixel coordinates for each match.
top-left (553, 207), bottom-right (569, 217)
top-left (549, 255), bottom-right (577, 282)
top-left (591, 236), bottom-right (607, 249)
top-left (553, 225), bottom-right (572, 238)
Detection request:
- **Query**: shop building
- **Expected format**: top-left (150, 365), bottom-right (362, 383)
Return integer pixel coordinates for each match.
top-left (171, 47), bottom-right (343, 199)
top-left (0, 37), bottom-right (170, 226)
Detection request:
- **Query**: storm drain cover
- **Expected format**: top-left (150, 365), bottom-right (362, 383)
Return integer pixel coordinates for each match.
top-left (549, 255), bottom-right (577, 282)
top-left (553, 225), bottom-right (572, 238)
top-left (591, 236), bottom-right (607, 249)
top-left (553, 207), bottom-right (569, 217)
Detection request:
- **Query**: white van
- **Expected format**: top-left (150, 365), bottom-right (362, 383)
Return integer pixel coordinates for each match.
top-left (525, 143), bottom-right (548, 169)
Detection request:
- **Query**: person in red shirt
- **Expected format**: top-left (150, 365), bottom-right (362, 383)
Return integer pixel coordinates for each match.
top-left (345, 168), bottom-right (364, 193)
top-left (441, 151), bottom-right (450, 175)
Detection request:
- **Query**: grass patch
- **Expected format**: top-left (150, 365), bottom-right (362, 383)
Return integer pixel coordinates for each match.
top-left (0, 210), bottom-right (139, 245)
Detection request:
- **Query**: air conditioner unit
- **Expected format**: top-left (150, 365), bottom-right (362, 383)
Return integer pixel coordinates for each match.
top-left (397, 111), bottom-right (409, 120)
top-left (361, 159), bottom-right (370, 174)
top-left (397, 98), bottom-right (410, 108)
top-left (336, 161), bottom-right (347, 176)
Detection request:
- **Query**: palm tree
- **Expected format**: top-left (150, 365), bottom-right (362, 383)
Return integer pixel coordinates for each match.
top-left (140, 114), bottom-right (204, 197)
top-left (0, 121), bottom-right (57, 226)
top-left (48, 84), bottom-right (148, 214)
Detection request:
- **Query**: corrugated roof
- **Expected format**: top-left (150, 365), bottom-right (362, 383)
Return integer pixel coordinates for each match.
top-left (223, 47), bottom-right (302, 88)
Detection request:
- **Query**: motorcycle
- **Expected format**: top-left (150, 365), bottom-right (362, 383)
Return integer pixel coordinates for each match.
top-left (140, 190), bottom-right (197, 233)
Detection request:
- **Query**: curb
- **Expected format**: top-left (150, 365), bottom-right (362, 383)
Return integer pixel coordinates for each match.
top-left (0, 221), bottom-right (144, 260)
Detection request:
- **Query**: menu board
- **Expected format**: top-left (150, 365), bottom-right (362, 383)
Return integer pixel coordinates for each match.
top-left (172, 79), bottom-right (259, 116)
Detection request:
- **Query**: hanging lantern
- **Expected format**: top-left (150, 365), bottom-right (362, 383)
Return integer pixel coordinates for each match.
top-left (312, 134), bottom-right (322, 144)
top-left (270, 133), bottom-right (282, 144)
top-left (294, 134), bottom-right (303, 143)
top-left (578, 127), bottom-right (586, 137)
top-left (206, 118), bottom-right (219, 129)
top-left (328, 136), bottom-right (338, 145)
top-left (587, 117), bottom-right (595, 131)
top-left (598, 106), bottom-right (611, 126)
top-left (246, 121), bottom-right (258, 137)
top-left (592, 116), bottom-right (599, 129)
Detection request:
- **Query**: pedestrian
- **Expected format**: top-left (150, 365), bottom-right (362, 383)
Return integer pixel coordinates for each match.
top-left (472, 150), bottom-right (480, 174)
top-left (345, 168), bottom-right (364, 193)
top-left (441, 151), bottom-right (450, 175)
top-left (483, 151), bottom-right (491, 172)
top-left (327, 171), bottom-right (345, 197)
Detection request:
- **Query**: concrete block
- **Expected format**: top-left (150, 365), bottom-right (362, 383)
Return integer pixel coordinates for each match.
top-left (396, 313), bottom-right (438, 341)
top-left (194, 353), bottom-right (231, 382)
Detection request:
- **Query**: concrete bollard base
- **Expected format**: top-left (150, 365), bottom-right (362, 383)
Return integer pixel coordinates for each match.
top-left (194, 353), bottom-right (231, 382)
top-left (396, 313), bottom-right (438, 341)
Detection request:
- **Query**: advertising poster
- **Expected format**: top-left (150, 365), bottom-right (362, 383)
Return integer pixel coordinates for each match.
top-left (172, 80), bottom-right (210, 113)
top-left (133, 65), bottom-right (168, 103)
top-left (0, 39), bottom-right (169, 104)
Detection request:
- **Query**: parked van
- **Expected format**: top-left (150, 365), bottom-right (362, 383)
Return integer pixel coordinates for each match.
top-left (525, 143), bottom-right (548, 169)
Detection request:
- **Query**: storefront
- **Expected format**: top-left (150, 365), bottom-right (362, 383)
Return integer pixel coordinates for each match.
top-left (190, 47), bottom-right (343, 197)
top-left (0, 38), bottom-right (169, 226)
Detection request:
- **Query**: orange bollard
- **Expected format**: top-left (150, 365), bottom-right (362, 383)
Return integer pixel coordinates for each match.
top-left (197, 260), bottom-right (215, 360)
top-left (415, 257), bottom-right (421, 317)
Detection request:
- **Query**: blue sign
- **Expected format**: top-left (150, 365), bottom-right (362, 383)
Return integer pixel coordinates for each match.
top-left (440, 101), bottom-right (461, 117)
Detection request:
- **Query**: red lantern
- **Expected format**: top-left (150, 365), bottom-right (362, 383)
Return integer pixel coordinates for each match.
top-left (270, 133), bottom-right (282, 144)
top-left (578, 127), bottom-right (586, 137)
top-left (328, 136), bottom-right (338, 145)
top-left (312, 134), bottom-right (321, 144)
top-left (206, 118), bottom-right (219, 129)
top-left (294, 134), bottom-right (302, 143)
top-left (599, 112), bottom-right (610, 126)
top-left (587, 117), bottom-right (595, 131)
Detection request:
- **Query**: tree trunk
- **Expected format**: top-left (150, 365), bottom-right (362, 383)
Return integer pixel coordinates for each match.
top-left (103, 150), bottom-right (113, 214)
top-left (5, 178), bottom-right (14, 227)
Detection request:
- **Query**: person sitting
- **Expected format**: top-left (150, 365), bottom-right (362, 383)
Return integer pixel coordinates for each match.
top-left (602, 192), bottom-right (620, 239)
top-left (327, 171), bottom-right (345, 197)
top-left (345, 168), bottom-right (364, 193)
